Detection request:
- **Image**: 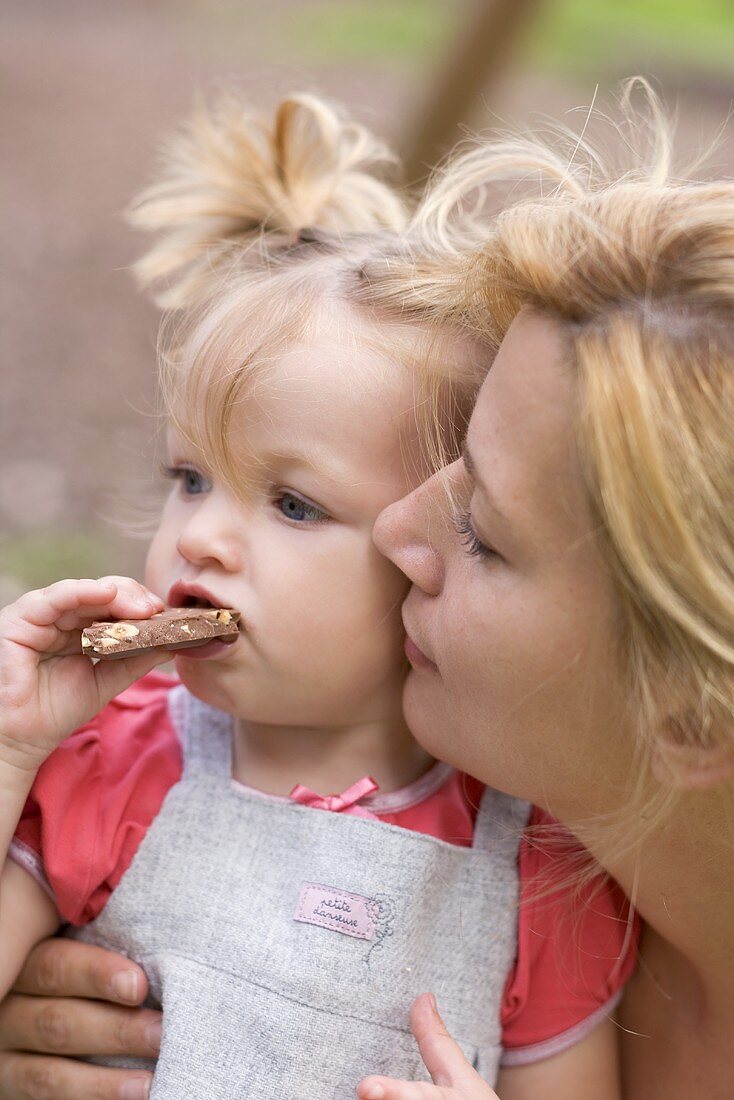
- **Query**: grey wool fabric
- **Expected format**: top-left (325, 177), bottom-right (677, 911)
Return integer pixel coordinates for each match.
top-left (67, 686), bottom-right (529, 1098)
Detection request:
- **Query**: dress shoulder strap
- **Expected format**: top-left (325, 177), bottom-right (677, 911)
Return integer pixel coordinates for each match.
top-left (472, 785), bottom-right (531, 856)
top-left (167, 685), bottom-right (233, 780)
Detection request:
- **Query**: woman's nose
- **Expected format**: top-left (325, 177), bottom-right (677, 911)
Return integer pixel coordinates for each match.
top-left (373, 470), bottom-right (449, 597)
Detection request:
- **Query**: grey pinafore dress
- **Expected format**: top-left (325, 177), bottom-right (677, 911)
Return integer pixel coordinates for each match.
top-left (69, 686), bottom-right (530, 1098)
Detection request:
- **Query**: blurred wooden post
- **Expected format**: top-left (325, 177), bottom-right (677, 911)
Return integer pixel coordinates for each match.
top-left (402, 0), bottom-right (544, 184)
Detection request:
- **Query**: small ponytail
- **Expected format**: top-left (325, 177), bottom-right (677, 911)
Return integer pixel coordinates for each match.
top-left (129, 92), bottom-right (408, 305)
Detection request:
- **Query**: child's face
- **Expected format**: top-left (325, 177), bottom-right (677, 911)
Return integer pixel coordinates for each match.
top-left (145, 334), bottom-right (430, 727)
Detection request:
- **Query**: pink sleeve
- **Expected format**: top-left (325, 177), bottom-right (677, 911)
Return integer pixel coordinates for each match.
top-left (11, 671), bottom-right (181, 927)
top-left (500, 807), bottom-right (639, 1066)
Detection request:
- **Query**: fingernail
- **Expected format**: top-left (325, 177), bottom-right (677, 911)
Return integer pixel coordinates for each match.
top-left (429, 993), bottom-right (439, 1013)
top-left (145, 1018), bottom-right (163, 1050)
top-left (111, 969), bottom-right (139, 1003)
top-left (362, 1087), bottom-right (385, 1100)
top-left (120, 1077), bottom-right (151, 1100)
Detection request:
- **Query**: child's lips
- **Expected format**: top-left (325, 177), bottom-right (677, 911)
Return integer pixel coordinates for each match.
top-left (167, 580), bottom-right (226, 610)
top-left (166, 582), bottom-right (244, 630)
top-left (173, 635), bottom-right (240, 661)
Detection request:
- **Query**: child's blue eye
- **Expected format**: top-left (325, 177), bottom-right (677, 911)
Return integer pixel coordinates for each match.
top-left (161, 464), bottom-right (212, 496)
top-left (276, 491), bottom-right (328, 524)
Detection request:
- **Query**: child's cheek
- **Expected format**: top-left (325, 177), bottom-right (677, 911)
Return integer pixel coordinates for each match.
top-left (143, 529), bottom-right (170, 601)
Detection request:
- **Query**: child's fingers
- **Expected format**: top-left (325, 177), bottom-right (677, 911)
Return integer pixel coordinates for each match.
top-left (21, 577), bottom-right (161, 630)
top-left (358, 1076), bottom-right (441, 1100)
top-left (7, 579), bottom-right (120, 629)
top-left (409, 995), bottom-right (491, 1094)
top-left (2, 579), bottom-right (163, 655)
top-left (92, 576), bottom-right (165, 623)
top-left (36, 576), bottom-right (161, 629)
top-left (53, 575), bottom-right (164, 638)
top-left (91, 649), bottom-right (172, 710)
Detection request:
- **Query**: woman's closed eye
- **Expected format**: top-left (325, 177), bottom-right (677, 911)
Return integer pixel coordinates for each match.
top-left (275, 490), bottom-right (330, 524)
top-left (454, 510), bottom-right (500, 561)
top-left (161, 463), bottom-right (213, 496)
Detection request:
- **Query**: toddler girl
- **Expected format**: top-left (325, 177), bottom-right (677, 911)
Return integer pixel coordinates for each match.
top-left (0, 93), bottom-right (634, 1099)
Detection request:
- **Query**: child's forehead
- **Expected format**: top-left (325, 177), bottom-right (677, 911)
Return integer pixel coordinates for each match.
top-left (169, 335), bottom-right (428, 481)
top-left (262, 338), bottom-right (412, 404)
top-left (245, 348), bottom-right (414, 458)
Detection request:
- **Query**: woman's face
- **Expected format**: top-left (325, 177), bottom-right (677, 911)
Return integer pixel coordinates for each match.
top-left (374, 310), bottom-right (635, 823)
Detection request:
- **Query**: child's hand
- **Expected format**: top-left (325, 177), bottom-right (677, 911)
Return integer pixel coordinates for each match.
top-left (0, 577), bottom-right (167, 776)
top-left (358, 994), bottom-right (500, 1100)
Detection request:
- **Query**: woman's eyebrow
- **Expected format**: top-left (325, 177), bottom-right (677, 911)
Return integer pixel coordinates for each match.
top-left (461, 439), bottom-right (478, 481)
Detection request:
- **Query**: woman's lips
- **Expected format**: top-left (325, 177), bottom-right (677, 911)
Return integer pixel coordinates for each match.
top-left (404, 633), bottom-right (438, 672)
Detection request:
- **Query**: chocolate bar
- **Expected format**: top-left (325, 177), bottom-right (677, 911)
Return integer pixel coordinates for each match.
top-left (81, 608), bottom-right (240, 659)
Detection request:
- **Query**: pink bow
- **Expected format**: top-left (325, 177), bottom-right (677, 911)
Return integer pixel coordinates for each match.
top-left (289, 776), bottom-right (379, 819)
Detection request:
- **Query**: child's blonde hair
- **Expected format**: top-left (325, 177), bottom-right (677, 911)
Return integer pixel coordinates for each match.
top-left (410, 80), bottom-right (734, 831)
top-left (130, 92), bottom-right (485, 490)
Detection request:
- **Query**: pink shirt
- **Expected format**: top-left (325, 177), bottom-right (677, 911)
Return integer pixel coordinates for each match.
top-left (11, 671), bottom-right (637, 1065)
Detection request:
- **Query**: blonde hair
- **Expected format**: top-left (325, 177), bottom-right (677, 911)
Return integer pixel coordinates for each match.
top-left (130, 91), bottom-right (484, 487)
top-left (417, 81), bottom-right (734, 822)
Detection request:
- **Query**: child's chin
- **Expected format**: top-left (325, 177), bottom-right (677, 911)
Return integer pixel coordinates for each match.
top-left (174, 658), bottom-right (231, 707)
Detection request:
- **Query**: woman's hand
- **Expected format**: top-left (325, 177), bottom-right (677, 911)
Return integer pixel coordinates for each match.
top-left (0, 577), bottom-right (167, 775)
top-left (0, 937), bottom-right (161, 1100)
top-left (358, 994), bottom-right (500, 1100)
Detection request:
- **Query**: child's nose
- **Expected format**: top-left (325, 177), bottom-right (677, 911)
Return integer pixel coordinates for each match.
top-left (176, 501), bottom-right (244, 572)
top-left (373, 471), bottom-right (447, 598)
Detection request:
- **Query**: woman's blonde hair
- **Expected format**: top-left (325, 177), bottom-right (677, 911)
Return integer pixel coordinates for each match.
top-left (413, 80), bottom-right (734, 823)
top-left (133, 82), bottom-right (734, 825)
top-left (130, 92), bottom-right (484, 489)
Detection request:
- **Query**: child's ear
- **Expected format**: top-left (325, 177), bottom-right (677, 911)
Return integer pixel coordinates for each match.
top-left (651, 716), bottom-right (734, 790)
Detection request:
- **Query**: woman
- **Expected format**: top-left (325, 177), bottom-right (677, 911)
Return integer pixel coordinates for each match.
top-left (360, 84), bottom-right (734, 1098)
top-left (1, 84), bottom-right (732, 1099)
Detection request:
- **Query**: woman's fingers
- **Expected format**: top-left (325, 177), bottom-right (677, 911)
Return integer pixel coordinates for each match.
top-left (10, 939), bottom-right (149, 1006)
top-left (0, 994), bottom-right (161, 1059)
top-left (0, 942), bottom-right (159, 1099)
top-left (0, 1051), bottom-right (152, 1100)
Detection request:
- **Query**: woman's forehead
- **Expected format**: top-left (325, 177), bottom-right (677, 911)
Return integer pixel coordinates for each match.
top-left (471, 312), bottom-right (589, 534)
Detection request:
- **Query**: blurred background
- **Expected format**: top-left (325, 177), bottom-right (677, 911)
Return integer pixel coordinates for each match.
top-left (2, 0), bottom-right (734, 600)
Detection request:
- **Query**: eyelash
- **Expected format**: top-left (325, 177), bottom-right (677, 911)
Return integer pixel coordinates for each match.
top-left (161, 465), bottom-right (328, 525)
top-left (273, 490), bottom-right (329, 525)
top-left (161, 463), bottom-right (211, 495)
top-left (454, 511), bottom-right (498, 560)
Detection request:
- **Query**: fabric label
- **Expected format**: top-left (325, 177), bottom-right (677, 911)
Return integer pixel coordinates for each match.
top-left (294, 882), bottom-right (377, 941)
